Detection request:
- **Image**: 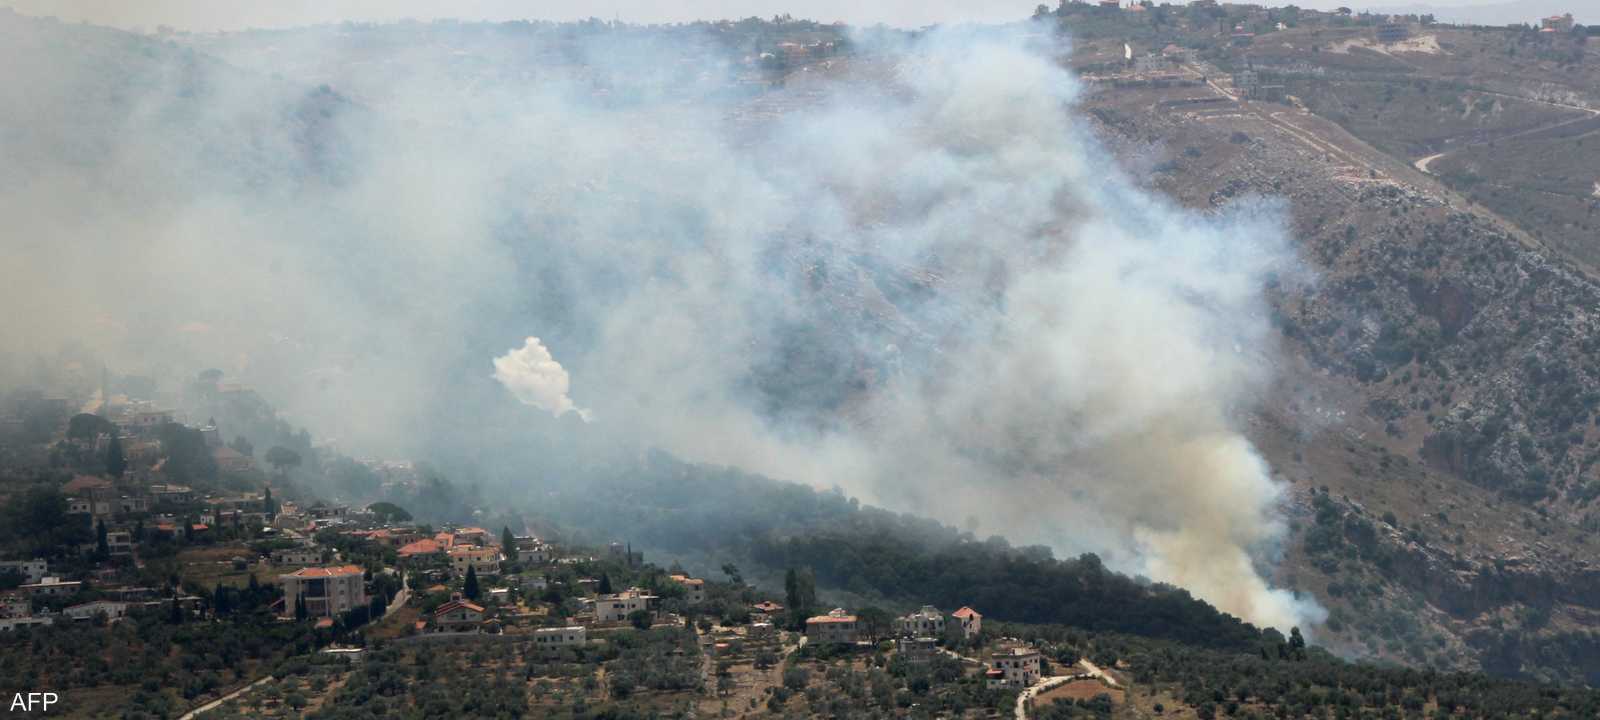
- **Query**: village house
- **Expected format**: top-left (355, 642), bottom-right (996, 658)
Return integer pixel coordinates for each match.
top-left (534, 625), bottom-right (587, 648)
top-left (450, 527), bottom-right (493, 546)
top-left (63, 600), bottom-right (128, 622)
top-left (805, 608), bottom-right (860, 645)
top-left (594, 588), bottom-right (657, 624)
top-left (668, 574), bottom-right (707, 604)
top-left (212, 446), bottom-right (253, 473)
top-left (0, 594), bottom-right (29, 618)
top-left (0, 616), bottom-right (52, 631)
top-left (896, 636), bottom-right (940, 663)
top-left (985, 645), bottom-right (1043, 689)
top-left (20, 577), bottom-right (82, 598)
top-left (307, 504), bottom-right (349, 521)
top-left (952, 606), bottom-right (983, 640)
top-left (397, 538), bottom-right (446, 566)
top-left (751, 600), bottom-right (784, 617)
top-left (895, 605), bottom-right (946, 637)
top-left (279, 565), bottom-right (366, 619)
top-left (1541, 13), bottom-right (1575, 32)
top-left (0, 559), bottom-right (49, 584)
top-left (273, 548), bottom-right (322, 566)
top-left (105, 529), bottom-right (134, 557)
top-left (147, 484), bottom-right (194, 507)
top-left (448, 545), bottom-right (501, 578)
top-left (431, 594), bottom-right (486, 633)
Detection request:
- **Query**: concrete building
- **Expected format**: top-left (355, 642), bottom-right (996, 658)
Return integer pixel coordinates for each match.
top-left (20, 578), bottom-right (82, 598)
top-left (805, 608), bottom-right (860, 645)
top-left (1541, 14), bottom-right (1575, 32)
top-left (669, 574), bottom-right (706, 604)
top-left (595, 589), bottom-right (657, 624)
top-left (896, 636), bottom-right (940, 663)
top-left (279, 565), bottom-right (367, 619)
top-left (64, 600), bottom-right (128, 622)
top-left (895, 605), bottom-right (946, 637)
top-left (105, 530), bottom-right (134, 557)
top-left (986, 645), bottom-right (1043, 689)
top-left (273, 548), bottom-right (321, 566)
top-left (952, 606), bottom-right (983, 640)
top-left (0, 559), bottom-right (49, 584)
top-left (431, 595), bottom-right (486, 633)
top-left (534, 626), bottom-right (588, 648)
top-left (449, 546), bottom-right (501, 578)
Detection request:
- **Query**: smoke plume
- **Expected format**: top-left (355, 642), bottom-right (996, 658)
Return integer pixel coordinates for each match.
top-left (0, 11), bottom-right (1320, 629)
top-left (493, 337), bottom-right (591, 422)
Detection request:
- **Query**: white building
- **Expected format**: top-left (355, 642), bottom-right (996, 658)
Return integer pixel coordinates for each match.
top-left (534, 626), bottom-right (588, 648)
top-left (595, 589), bottom-right (657, 624)
top-left (895, 605), bottom-right (946, 637)
top-left (449, 546), bottom-right (501, 578)
top-left (952, 606), bottom-right (983, 640)
top-left (0, 559), bottom-right (49, 584)
top-left (279, 565), bottom-right (367, 619)
top-left (20, 578), bottom-right (81, 598)
top-left (64, 600), bottom-right (129, 622)
top-left (986, 645), bottom-right (1043, 689)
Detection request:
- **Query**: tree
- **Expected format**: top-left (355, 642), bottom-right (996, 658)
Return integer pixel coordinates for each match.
top-left (464, 566), bottom-right (481, 601)
top-left (263, 486), bottom-right (276, 518)
top-left (856, 606), bottom-right (893, 640)
top-left (105, 434), bottom-right (126, 478)
top-left (1289, 627), bottom-right (1307, 660)
top-left (95, 519), bottom-right (109, 560)
top-left (294, 593), bottom-right (308, 621)
top-left (598, 573), bottom-right (613, 595)
top-left (370, 594), bottom-right (386, 619)
top-left (502, 527), bottom-right (518, 562)
top-left (721, 563), bottom-right (743, 585)
top-left (170, 594), bottom-right (184, 624)
top-left (367, 502), bottom-right (412, 523)
top-left (265, 446), bottom-right (302, 476)
top-left (214, 583), bottom-right (231, 615)
top-left (628, 609), bottom-right (653, 630)
top-left (67, 413), bottom-right (116, 442)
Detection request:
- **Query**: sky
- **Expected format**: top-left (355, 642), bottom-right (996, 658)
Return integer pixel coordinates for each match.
top-left (1, 0), bottom-right (1536, 32)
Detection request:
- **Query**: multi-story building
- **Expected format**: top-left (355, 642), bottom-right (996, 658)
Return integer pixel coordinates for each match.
top-left (594, 589), bottom-right (657, 624)
top-left (279, 566), bottom-right (366, 619)
top-left (805, 608), bottom-right (860, 645)
top-left (985, 645), bottom-right (1043, 689)
top-left (448, 546), bottom-right (501, 578)
top-left (669, 574), bottom-right (706, 604)
top-left (952, 606), bottom-right (983, 640)
top-left (895, 605), bottom-right (946, 637)
top-left (0, 559), bottom-right (49, 584)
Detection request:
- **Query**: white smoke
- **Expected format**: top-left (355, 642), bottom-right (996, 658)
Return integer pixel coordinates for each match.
top-left (0, 13), bottom-right (1322, 631)
top-left (492, 337), bottom-right (591, 422)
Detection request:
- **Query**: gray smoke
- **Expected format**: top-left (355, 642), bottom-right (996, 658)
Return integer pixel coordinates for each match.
top-left (0, 11), bottom-right (1321, 629)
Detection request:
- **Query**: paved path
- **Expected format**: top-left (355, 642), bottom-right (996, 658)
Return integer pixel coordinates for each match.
top-left (179, 676), bottom-right (271, 719)
top-left (1015, 675), bottom-right (1077, 720)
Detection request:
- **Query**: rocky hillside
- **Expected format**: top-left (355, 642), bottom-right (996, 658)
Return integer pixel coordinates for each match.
top-left (1070, 37), bottom-right (1600, 682)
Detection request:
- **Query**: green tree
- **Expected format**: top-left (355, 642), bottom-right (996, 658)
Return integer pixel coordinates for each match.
top-left (105, 434), bottom-right (126, 477)
top-left (263, 486), bottom-right (276, 518)
top-left (502, 527), bottom-right (518, 562)
top-left (95, 519), bottom-right (109, 560)
top-left (721, 563), bottom-right (743, 585)
top-left (464, 566), bottom-right (481, 601)
top-left (628, 609), bottom-right (653, 630)
top-left (856, 606), bottom-right (893, 640)
top-left (367, 502), bottom-right (411, 523)
top-left (598, 573), bottom-right (613, 595)
top-left (294, 593), bottom-right (308, 621)
top-left (67, 413), bottom-right (116, 441)
top-left (265, 446), bottom-right (302, 476)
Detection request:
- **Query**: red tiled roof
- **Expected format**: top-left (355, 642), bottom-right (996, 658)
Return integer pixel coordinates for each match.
top-left (288, 565), bottom-right (362, 578)
top-left (397, 539), bottom-right (442, 556)
top-left (952, 606), bottom-right (981, 619)
top-left (435, 599), bottom-right (485, 616)
top-left (315, 617), bottom-right (334, 629)
top-left (752, 601), bottom-right (785, 613)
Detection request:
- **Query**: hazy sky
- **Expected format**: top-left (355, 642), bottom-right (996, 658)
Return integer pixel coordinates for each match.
top-left (2, 0), bottom-right (1525, 32)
